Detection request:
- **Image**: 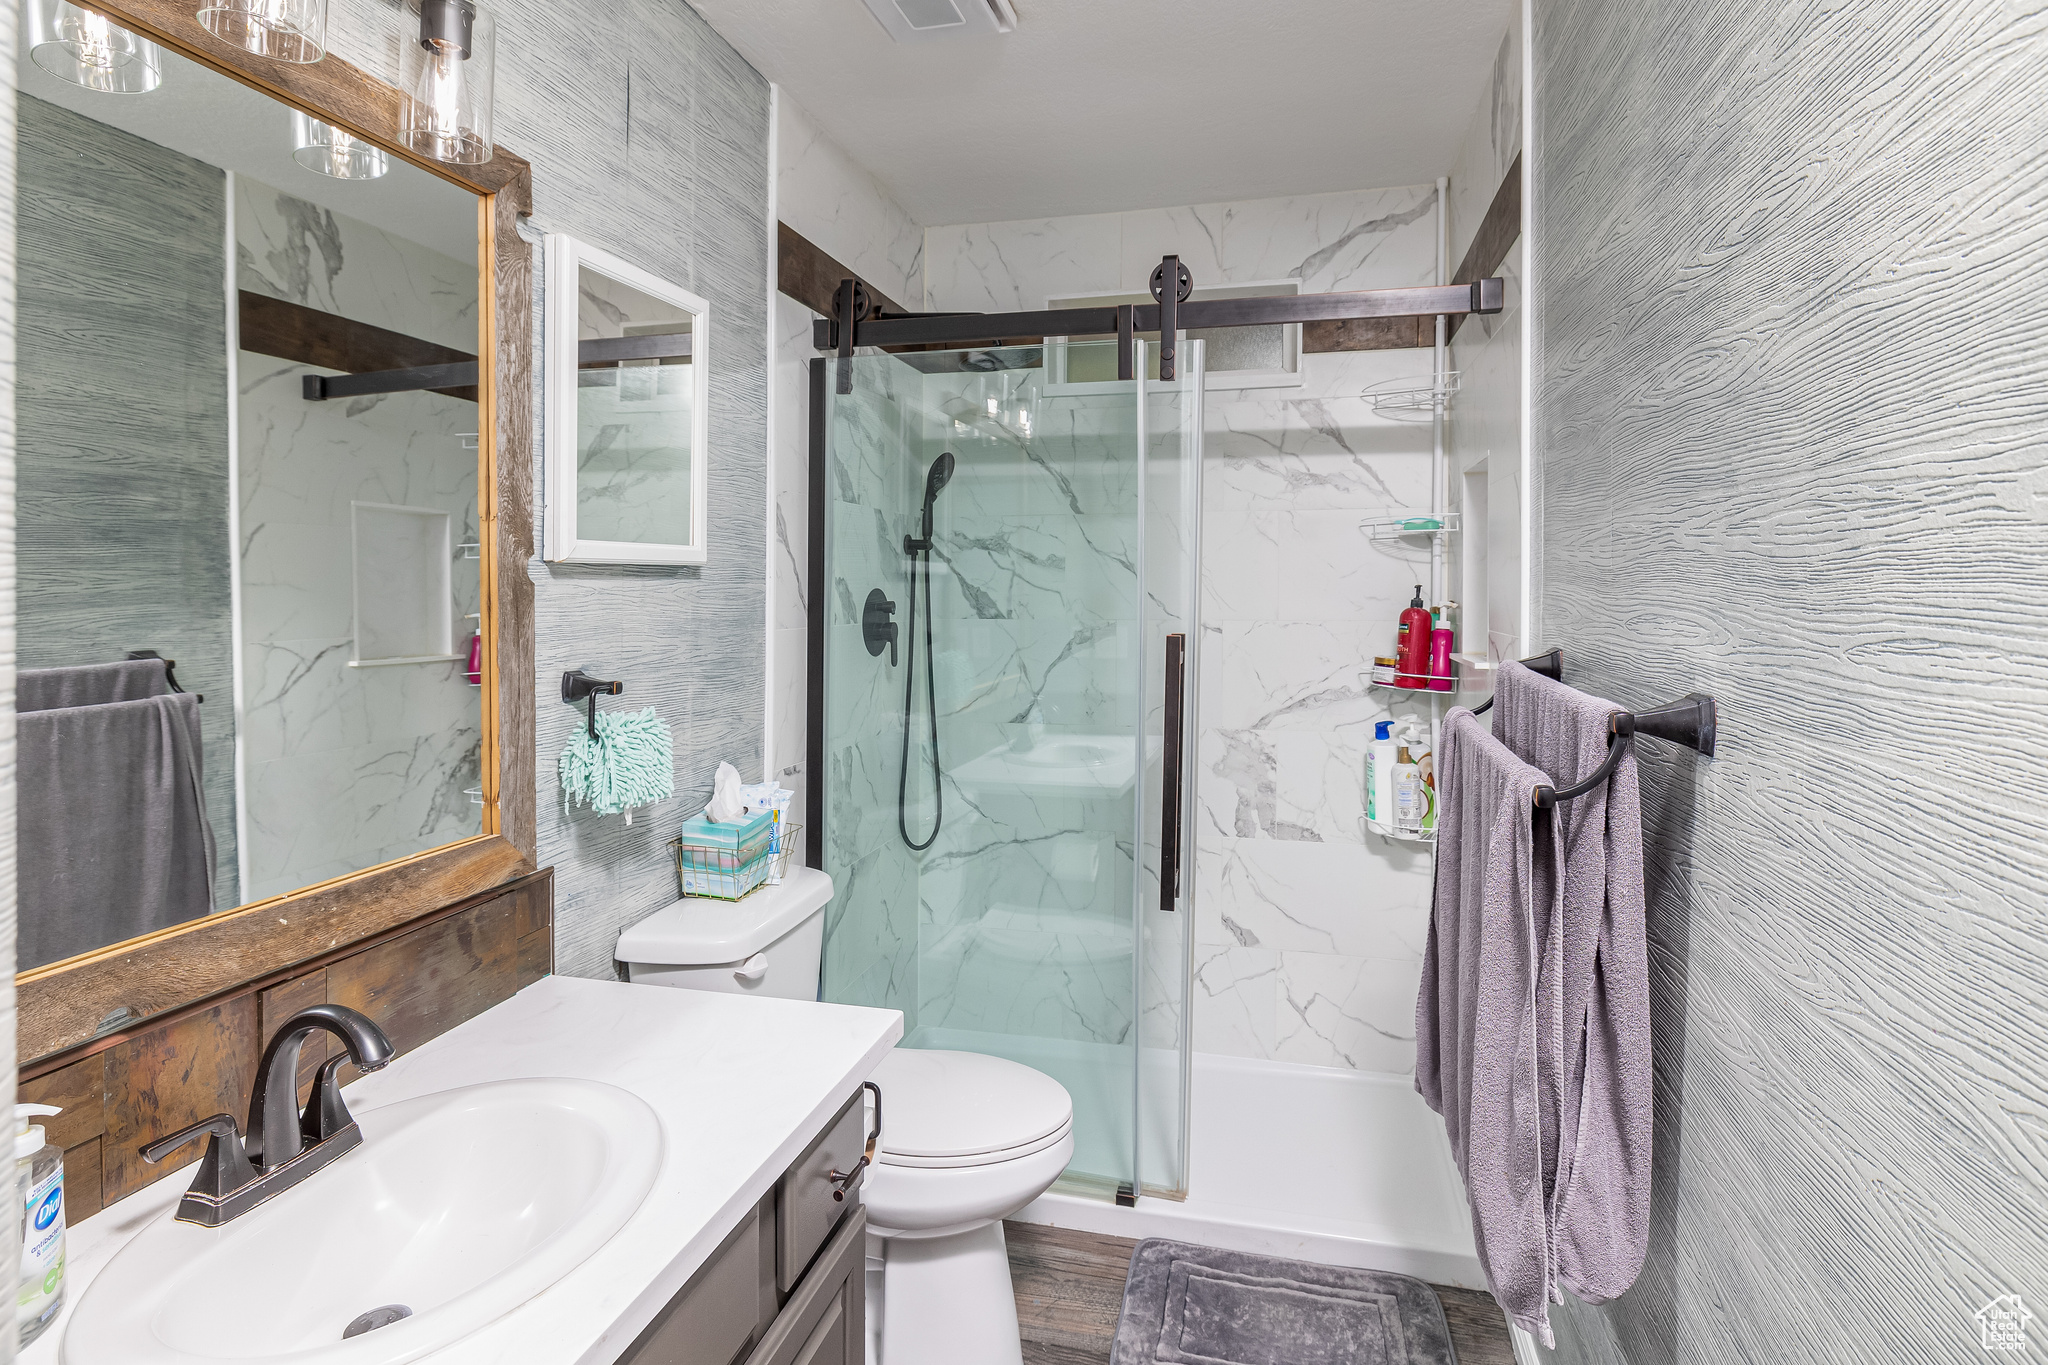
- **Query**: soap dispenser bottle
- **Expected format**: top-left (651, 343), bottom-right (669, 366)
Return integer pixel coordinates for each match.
top-left (16, 1103), bottom-right (65, 1347)
top-left (1395, 586), bottom-right (1432, 688)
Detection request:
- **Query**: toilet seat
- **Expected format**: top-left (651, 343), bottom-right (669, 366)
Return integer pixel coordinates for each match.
top-left (870, 1048), bottom-right (1073, 1169)
top-left (877, 1116), bottom-right (1072, 1169)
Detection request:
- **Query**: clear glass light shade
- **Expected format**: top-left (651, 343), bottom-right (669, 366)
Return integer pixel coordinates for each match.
top-left (196, 0), bottom-right (327, 65)
top-left (402, 2), bottom-right (495, 165)
top-left (291, 111), bottom-right (388, 180)
top-left (26, 0), bottom-right (164, 94)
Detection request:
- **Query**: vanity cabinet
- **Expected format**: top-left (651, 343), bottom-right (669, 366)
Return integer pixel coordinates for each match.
top-left (617, 1089), bottom-right (869, 1365)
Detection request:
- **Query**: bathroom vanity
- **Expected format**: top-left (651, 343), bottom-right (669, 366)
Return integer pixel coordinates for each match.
top-left (27, 977), bottom-right (902, 1365)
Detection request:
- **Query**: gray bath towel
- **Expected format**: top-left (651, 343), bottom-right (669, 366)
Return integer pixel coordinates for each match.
top-left (19, 658), bottom-right (172, 713)
top-left (18, 692), bottom-right (216, 970)
top-left (1415, 707), bottom-right (1561, 1345)
top-left (1494, 660), bottom-right (1651, 1307)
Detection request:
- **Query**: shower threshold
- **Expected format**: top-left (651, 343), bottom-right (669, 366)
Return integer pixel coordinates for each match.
top-left (1012, 1051), bottom-right (1484, 1288)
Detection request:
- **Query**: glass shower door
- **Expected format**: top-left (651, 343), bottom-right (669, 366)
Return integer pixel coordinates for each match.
top-left (818, 339), bottom-right (1199, 1199)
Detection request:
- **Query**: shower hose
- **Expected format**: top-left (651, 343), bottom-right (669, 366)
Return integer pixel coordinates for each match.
top-left (898, 536), bottom-right (942, 850)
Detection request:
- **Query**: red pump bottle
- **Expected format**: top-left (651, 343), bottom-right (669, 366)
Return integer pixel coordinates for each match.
top-left (1395, 585), bottom-right (1433, 688)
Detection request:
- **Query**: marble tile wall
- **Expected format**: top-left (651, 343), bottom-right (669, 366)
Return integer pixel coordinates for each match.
top-left (322, 0), bottom-right (771, 982)
top-left (775, 94), bottom-right (922, 308)
top-left (922, 184), bottom-right (1504, 1075)
top-left (235, 177), bottom-right (483, 903)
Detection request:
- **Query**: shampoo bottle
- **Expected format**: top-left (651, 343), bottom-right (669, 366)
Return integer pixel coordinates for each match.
top-left (1395, 586), bottom-right (1432, 688)
top-left (1367, 720), bottom-right (1397, 827)
top-left (17, 1104), bottom-right (64, 1347)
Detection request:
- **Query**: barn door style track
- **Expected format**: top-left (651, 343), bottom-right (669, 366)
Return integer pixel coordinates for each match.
top-left (814, 254), bottom-right (1505, 393)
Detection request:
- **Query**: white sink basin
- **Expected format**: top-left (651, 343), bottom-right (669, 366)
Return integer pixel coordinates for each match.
top-left (63, 1078), bottom-right (662, 1365)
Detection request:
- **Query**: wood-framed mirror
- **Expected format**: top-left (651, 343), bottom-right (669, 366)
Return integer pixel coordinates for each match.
top-left (14, 0), bottom-right (537, 1066)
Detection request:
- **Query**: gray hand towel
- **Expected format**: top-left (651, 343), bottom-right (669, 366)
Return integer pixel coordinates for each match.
top-left (1494, 660), bottom-right (1652, 1307)
top-left (1415, 707), bottom-right (1562, 1346)
top-left (18, 658), bottom-right (172, 713)
top-left (17, 692), bottom-right (217, 971)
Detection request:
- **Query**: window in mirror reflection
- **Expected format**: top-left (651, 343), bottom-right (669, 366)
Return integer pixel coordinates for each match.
top-left (15, 43), bottom-right (486, 971)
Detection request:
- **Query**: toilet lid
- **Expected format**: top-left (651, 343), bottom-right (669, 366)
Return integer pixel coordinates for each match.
top-left (871, 1049), bottom-right (1073, 1166)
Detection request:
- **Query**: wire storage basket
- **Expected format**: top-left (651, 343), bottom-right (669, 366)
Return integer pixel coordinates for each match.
top-left (668, 822), bottom-right (802, 901)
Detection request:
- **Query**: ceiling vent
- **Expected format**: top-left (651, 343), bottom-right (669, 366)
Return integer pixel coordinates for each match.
top-left (859, 0), bottom-right (1016, 42)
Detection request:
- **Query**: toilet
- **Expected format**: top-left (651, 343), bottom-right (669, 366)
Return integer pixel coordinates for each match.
top-left (615, 865), bottom-right (834, 998)
top-left (615, 869), bottom-right (1075, 1365)
top-left (861, 1048), bottom-right (1073, 1365)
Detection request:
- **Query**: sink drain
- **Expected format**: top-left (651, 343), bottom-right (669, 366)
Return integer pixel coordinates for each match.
top-left (343, 1304), bottom-right (414, 1339)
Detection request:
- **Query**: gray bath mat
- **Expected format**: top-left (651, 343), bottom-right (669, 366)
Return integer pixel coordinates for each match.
top-left (1110, 1239), bottom-right (1457, 1365)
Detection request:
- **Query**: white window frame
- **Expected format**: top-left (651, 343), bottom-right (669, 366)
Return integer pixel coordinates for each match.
top-left (543, 234), bottom-right (712, 565)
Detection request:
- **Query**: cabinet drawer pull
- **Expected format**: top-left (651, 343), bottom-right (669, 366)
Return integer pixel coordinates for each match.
top-left (826, 1081), bottom-right (882, 1202)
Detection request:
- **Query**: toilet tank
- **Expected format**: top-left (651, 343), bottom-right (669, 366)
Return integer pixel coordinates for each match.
top-left (616, 867), bottom-right (834, 1000)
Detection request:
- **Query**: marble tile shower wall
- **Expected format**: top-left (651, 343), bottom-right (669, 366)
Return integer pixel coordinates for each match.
top-left (922, 188), bottom-right (1452, 1073)
top-left (235, 178), bottom-right (483, 902)
top-left (915, 370), bottom-right (1142, 1047)
top-left (322, 0), bottom-right (770, 981)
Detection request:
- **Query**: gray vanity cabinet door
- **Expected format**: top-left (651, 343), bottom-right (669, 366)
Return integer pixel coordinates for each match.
top-left (746, 1206), bottom-right (866, 1365)
top-left (778, 1090), bottom-right (867, 1292)
top-left (616, 1196), bottom-right (777, 1365)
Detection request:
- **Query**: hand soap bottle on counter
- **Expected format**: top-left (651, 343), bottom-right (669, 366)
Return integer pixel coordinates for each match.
top-left (17, 1103), bottom-right (64, 1348)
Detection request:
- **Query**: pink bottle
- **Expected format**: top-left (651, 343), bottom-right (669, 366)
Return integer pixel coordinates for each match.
top-left (1428, 618), bottom-right (1454, 692)
top-left (465, 632), bottom-right (483, 686)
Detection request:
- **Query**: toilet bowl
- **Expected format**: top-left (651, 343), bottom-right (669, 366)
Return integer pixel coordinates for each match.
top-left (862, 1048), bottom-right (1074, 1365)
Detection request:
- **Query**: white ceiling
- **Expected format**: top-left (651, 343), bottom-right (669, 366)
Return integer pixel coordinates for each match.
top-left (696, 0), bottom-right (1516, 225)
top-left (17, 39), bottom-right (477, 264)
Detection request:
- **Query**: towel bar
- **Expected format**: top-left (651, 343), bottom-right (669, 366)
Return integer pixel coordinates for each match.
top-left (1470, 652), bottom-right (1717, 808)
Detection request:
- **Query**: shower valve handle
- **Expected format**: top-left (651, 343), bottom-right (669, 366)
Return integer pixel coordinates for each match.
top-left (862, 589), bottom-right (899, 667)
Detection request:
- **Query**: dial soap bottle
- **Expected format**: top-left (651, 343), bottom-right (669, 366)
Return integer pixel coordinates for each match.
top-left (17, 1103), bottom-right (64, 1347)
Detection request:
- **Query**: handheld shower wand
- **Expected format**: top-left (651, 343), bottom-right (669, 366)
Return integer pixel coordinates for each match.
top-left (899, 452), bottom-right (954, 851)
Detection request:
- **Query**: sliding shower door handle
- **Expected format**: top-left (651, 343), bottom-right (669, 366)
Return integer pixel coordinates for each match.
top-left (1159, 633), bottom-right (1187, 913)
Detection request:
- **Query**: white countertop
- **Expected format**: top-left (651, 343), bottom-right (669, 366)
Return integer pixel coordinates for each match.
top-left (25, 976), bottom-right (904, 1365)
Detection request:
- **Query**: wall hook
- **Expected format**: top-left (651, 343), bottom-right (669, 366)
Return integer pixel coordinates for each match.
top-left (561, 669), bottom-right (623, 740)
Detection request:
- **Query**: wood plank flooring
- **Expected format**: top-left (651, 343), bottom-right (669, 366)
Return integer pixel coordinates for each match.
top-left (1005, 1222), bottom-right (1515, 1365)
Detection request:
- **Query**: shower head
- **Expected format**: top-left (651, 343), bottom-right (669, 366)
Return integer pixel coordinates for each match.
top-left (924, 452), bottom-right (955, 509)
top-left (909, 452), bottom-right (955, 552)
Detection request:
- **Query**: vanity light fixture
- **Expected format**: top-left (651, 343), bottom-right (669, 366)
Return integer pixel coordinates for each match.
top-left (196, 0), bottom-right (327, 64)
top-left (291, 111), bottom-right (388, 180)
top-left (402, 0), bottom-right (495, 165)
top-left (26, 0), bottom-right (164, 93)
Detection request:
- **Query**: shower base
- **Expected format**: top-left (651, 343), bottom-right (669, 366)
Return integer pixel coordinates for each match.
top-left (1013, 1051), bottom-right (1484, 1288)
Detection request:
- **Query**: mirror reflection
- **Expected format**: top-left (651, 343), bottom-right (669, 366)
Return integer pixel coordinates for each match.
top-left (16, 39), bottom-right (485, 971)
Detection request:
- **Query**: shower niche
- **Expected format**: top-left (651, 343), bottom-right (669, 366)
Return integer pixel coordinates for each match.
top-left (810, 340), bottom-right (1203, 1202)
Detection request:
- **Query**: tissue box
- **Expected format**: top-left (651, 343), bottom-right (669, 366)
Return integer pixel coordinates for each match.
top-left (670, 809), bottom-right (776, 900)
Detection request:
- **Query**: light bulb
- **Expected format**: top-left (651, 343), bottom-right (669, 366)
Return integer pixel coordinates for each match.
top-left (292, 111), bottom-right (387, 180)
top-left (62, 8), bottom-right (117, 68)
top-left (402, 0), bottom-right (493, 164)
top-left (419, 42), bottom-right (466, 148)
top-left (28, 1), bottom-right (162, 92)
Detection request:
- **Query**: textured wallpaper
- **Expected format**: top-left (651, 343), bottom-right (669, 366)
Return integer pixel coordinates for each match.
top-left (15, 96), bottom-right (239, 908)
top-left (323, 0), bottom-right (771, 980)
top-left (0, 0), bottom-right (19, 1348)
top-left (1533, 0), bottom-right (2048, 1360)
